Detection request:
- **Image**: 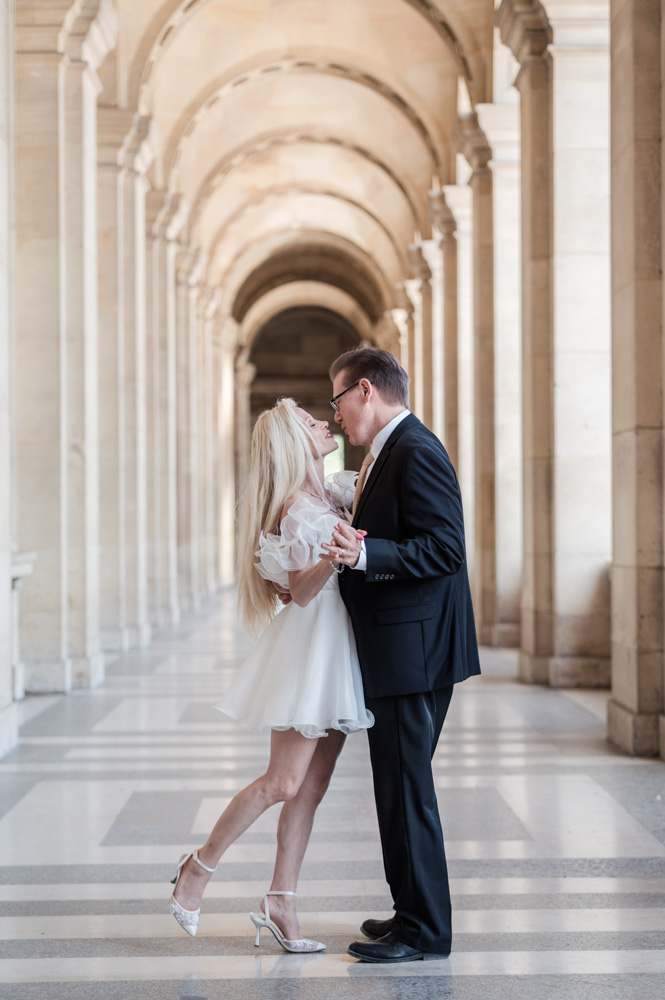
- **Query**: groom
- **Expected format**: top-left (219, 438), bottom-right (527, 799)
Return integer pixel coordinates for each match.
top-left (321, 347), bottom-right (480, 963)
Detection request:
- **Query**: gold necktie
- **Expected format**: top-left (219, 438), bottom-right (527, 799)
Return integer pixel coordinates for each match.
top-left (352, 452), bottom-right (375, 515)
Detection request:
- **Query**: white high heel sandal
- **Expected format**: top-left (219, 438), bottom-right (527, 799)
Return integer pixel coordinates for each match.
top-left (250, 890), bottom-right (326, 953)
top-left (169, 849), bottom-right (218, 937)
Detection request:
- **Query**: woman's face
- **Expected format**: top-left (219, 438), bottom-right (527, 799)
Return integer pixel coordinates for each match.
top-left (296, 407), bottom-right (339, 457)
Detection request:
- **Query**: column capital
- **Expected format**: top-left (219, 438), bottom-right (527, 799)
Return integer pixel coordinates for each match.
top-left (235, 360), bottom-right (257, 389)
top-left (15, 1), bottom-right (79, 52)
top-left (421, 239), bottom-right (443, 277)
top-left (146, 191), bottom-right (188, 241)
top-left (542, 1), bottom-right (609, 49)
top-left (495, 0), bottom-right (552, 64)
top-left (176, 246), bottom-right (207, 287)
top-left (122, 113), bottom-right (158, 175)
top-left (394, 283), bottom-right (414, 318)
top-left (65, 0), bottom-right (118, 72)
top-left (408, 243), bottom-right (432, 284)
top-left (442, 184), bottom-right (473, 234)
top-left (215, 317), bottom-right (240, 351)
top-left (454, 112), bottom-right (492, 173)
top-left (476, 103), bottom-right (520, 166)
top-left (197, 285), bottom-right (221, 321)
top-left (428, 191), bottom-right (457, 242)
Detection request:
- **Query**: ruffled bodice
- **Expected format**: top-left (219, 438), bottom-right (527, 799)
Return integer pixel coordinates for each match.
top-left (254, 471), bottom-right (358, 590)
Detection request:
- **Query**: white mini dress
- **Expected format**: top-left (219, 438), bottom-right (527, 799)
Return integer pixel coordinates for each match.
top-left (215, 482), bottom-right (374, 739)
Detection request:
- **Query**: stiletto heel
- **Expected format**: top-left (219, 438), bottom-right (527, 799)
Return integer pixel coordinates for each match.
top-left (169, 848), bottom-right (218, 937)
top-left (249, 890), bottom-right (325, 953)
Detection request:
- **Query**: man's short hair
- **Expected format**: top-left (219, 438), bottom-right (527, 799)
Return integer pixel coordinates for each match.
top-left (329, 347), bottom-right (410, 408)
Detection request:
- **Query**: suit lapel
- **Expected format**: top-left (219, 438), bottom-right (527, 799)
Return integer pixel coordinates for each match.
top-left (352, 412), bottom-right (419, 524)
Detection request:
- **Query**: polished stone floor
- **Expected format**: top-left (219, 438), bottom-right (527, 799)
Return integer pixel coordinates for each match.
top-left (1, 593), bottom-right (665, 999)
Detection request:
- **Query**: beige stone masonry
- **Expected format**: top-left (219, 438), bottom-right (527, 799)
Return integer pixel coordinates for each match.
top-left (429, 191), bottom-right (459, 473)
top-left (406, 244), bottom-right (433, 429)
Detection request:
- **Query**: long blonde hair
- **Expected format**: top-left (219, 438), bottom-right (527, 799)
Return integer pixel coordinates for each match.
top-left (237, 397), bottom-right (323, 635)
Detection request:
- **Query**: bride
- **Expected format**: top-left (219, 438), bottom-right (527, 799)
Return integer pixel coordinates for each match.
top-left (169, 397), bottom-right (373, 953)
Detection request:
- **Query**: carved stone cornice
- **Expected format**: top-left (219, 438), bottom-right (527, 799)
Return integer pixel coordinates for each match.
top-left (122, 114), bottom-right (158, 175)
top-left (428, 191), bottom-right (457, 242)
top-left (15, 0), bottom-right (79, 53)
top-left (407, 243), bottom-right (432, 284)
top-left (454, 112), bottom-right (492, 173)
top-left (495, 0), bottom-right (552, 64)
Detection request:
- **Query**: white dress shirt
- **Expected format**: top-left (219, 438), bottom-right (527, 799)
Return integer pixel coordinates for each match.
top-left (352, 409), bottom-right (410, 572)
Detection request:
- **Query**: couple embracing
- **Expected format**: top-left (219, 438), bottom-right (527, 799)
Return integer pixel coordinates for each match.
top-left (169, 347), bottom-right (480, 963)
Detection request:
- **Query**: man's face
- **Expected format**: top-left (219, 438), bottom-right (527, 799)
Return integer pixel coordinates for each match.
top-left (332, 373), bottom-right (373, 446)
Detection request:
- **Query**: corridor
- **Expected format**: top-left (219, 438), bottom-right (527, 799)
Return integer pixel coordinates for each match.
top-left (0, 592), bottom-right (664, 998)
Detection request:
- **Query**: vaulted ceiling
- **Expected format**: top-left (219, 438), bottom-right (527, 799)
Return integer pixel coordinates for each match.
top-left (112, 0), bottom-right (494, 330)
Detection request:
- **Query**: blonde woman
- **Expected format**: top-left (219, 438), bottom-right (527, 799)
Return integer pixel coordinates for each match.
top-left (169, 398), bottom-right (373, 953)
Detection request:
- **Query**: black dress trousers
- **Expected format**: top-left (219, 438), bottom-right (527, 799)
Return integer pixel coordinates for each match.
top-left (364, 684), bottom-right (454, 954)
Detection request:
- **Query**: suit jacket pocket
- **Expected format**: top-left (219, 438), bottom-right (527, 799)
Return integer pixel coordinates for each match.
top-left (375, 603), bottom-right (434, 625)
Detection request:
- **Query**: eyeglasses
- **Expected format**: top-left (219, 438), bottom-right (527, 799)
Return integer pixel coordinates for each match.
top-left (329, 381), bottom-right (361, 412)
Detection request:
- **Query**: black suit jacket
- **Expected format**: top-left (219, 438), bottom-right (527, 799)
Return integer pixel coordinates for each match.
top-left (339, 413), bottom-right (481, 699)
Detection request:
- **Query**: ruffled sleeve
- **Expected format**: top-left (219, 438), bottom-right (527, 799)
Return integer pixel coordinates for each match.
top-left (325, 470), bottom-right (358, 512)
top-left (255, 496), bottom-right (335, 587)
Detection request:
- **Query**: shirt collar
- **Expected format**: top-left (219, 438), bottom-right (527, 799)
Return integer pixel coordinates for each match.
top-left (370, 410), bottom-right (410, 461)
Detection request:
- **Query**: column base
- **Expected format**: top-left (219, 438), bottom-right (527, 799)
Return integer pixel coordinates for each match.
top-left (519, 651), bottom-right (549, 684)
top-left (548, 656), bottom-right (611, 689)
top-left (0, 701), bottom-right (18, 758)
top-left (71, 652), bottom-right (105, 690)
top-left (13, 661), bottom-right (25, 701)
top-left (23, 657), bottom-right (72, 694)
top-left (491, 623), bottom-right (520, 648)
top-left (607, 699), bottom-right (660, 757)
top-left (101, 626), bottom-right (131, 652)
top-left (520, 652), bottom-right (611, 688)
top-left (126, 623), bottom-right (151, 649)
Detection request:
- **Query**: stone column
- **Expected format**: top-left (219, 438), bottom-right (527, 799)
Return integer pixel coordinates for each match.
top-left (477, 97), bottom-right (523, 649)
top-left (390, 285), bottom-right (414, 397)
top-left (421, 236), bottom-right (445, 441)
top-left (499, 0), bottom-right (612, 685)
top-left (121, 116), bottom-right (155, 648)
top-left (405, 245), bottom-right (433, 428)
top-left (235, 358), bottom-right (256, 501)
top-left (457, 113), bottom-right (497, 645)
top-left (197, 286), bottom-right (219, 597)
top-left (443, 184), bottom-right (475, 577)
top-left (176, 248), bottom-right (204, 611)
top-left (430, 192), bottom-right (460, 472)
top-left (146, 192), bottom-right (186, 626)
top-left (0, 0), bottom-right (17, 753)
top-left (97, 106), bottom-right (131, 650)
top-left (62, 1), bottom-right (117, 686)
top-left (608, 0), bottom-right (664, 756)
top-left (216, 318), bottom-right (237, 587)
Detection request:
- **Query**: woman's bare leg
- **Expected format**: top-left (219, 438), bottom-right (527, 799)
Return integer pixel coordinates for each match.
top-left (173, 728), bottom-right (319, 911)
top-left (263, 730), bottom-right (347, 940)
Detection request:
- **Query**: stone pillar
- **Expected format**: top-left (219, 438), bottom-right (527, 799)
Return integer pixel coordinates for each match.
top-left (121, 116), bottom-right (155, 648)
top-left (499, 0), bottom-right (612, 685)
top-left (146, 192), bottom-right (186, 626)
top-left (608, 0), bottom-right (664, 756)
top-left (430, 192), bottom-right (460, 472)
top-left (390, 285), bottom-right (414, 396)
top-left (216, 318), bottom-right (237, 587)
top-left (443, 184), bottom-right (475, 577)
top-left (405, 245), bottom-right (433, 428)
top-left (62, 1), bottom-right (117, 686)
top-left (477, 96), bottom-right (523, 649)
top-left (235, 358), bottom-right (256, 500)
top-left (0, 0), bottom-right (17, 753)
top-left (97, 107), bottom-right (131, 650)
top-left (14, 1), bottom-right (116, 690)
top-left (457, 113), bottom-right (497, 646)
top-left (176, 248), bottom-right (204, 611)
top-left (421, 236), bottom-right (445, 441)
top-left (197, 286), bottom-right (219, 597)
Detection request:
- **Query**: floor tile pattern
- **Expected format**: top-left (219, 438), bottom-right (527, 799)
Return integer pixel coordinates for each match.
top-left (1, 594), bottom-right (664, 999)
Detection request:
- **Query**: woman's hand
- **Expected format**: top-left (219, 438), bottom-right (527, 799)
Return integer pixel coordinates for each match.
top-left (320, 523), bottom-right (367, 568)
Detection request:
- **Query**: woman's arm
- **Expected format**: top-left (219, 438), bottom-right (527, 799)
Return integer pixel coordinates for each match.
top-left (279, 492), bottom-right (335, 607)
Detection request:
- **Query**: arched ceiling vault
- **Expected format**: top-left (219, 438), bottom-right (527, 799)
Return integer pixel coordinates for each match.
top-left (215, 230), bottom-right (394, 321)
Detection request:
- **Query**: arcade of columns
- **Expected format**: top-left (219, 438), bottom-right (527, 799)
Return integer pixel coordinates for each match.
top-left (0, 0), bottom-right (663, 761)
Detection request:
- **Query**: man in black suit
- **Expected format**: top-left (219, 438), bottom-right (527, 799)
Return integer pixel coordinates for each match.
top-left (320, 347), bottom-right (480, 963)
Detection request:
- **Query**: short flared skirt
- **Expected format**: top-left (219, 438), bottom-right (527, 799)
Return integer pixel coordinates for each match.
top-left (215, 588), bottom-right (374, 739)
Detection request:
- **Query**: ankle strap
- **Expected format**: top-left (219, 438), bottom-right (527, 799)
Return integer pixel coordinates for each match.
top-left (192, 849), bottom-right (217, 874)
top-left (266, 890), bottom-right (297, 897)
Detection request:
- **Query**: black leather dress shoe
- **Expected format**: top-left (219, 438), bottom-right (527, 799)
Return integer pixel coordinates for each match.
top-left (347, 931), bottom-right (450, 964)
top-left (360, 916), bottom-right (395, 939)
